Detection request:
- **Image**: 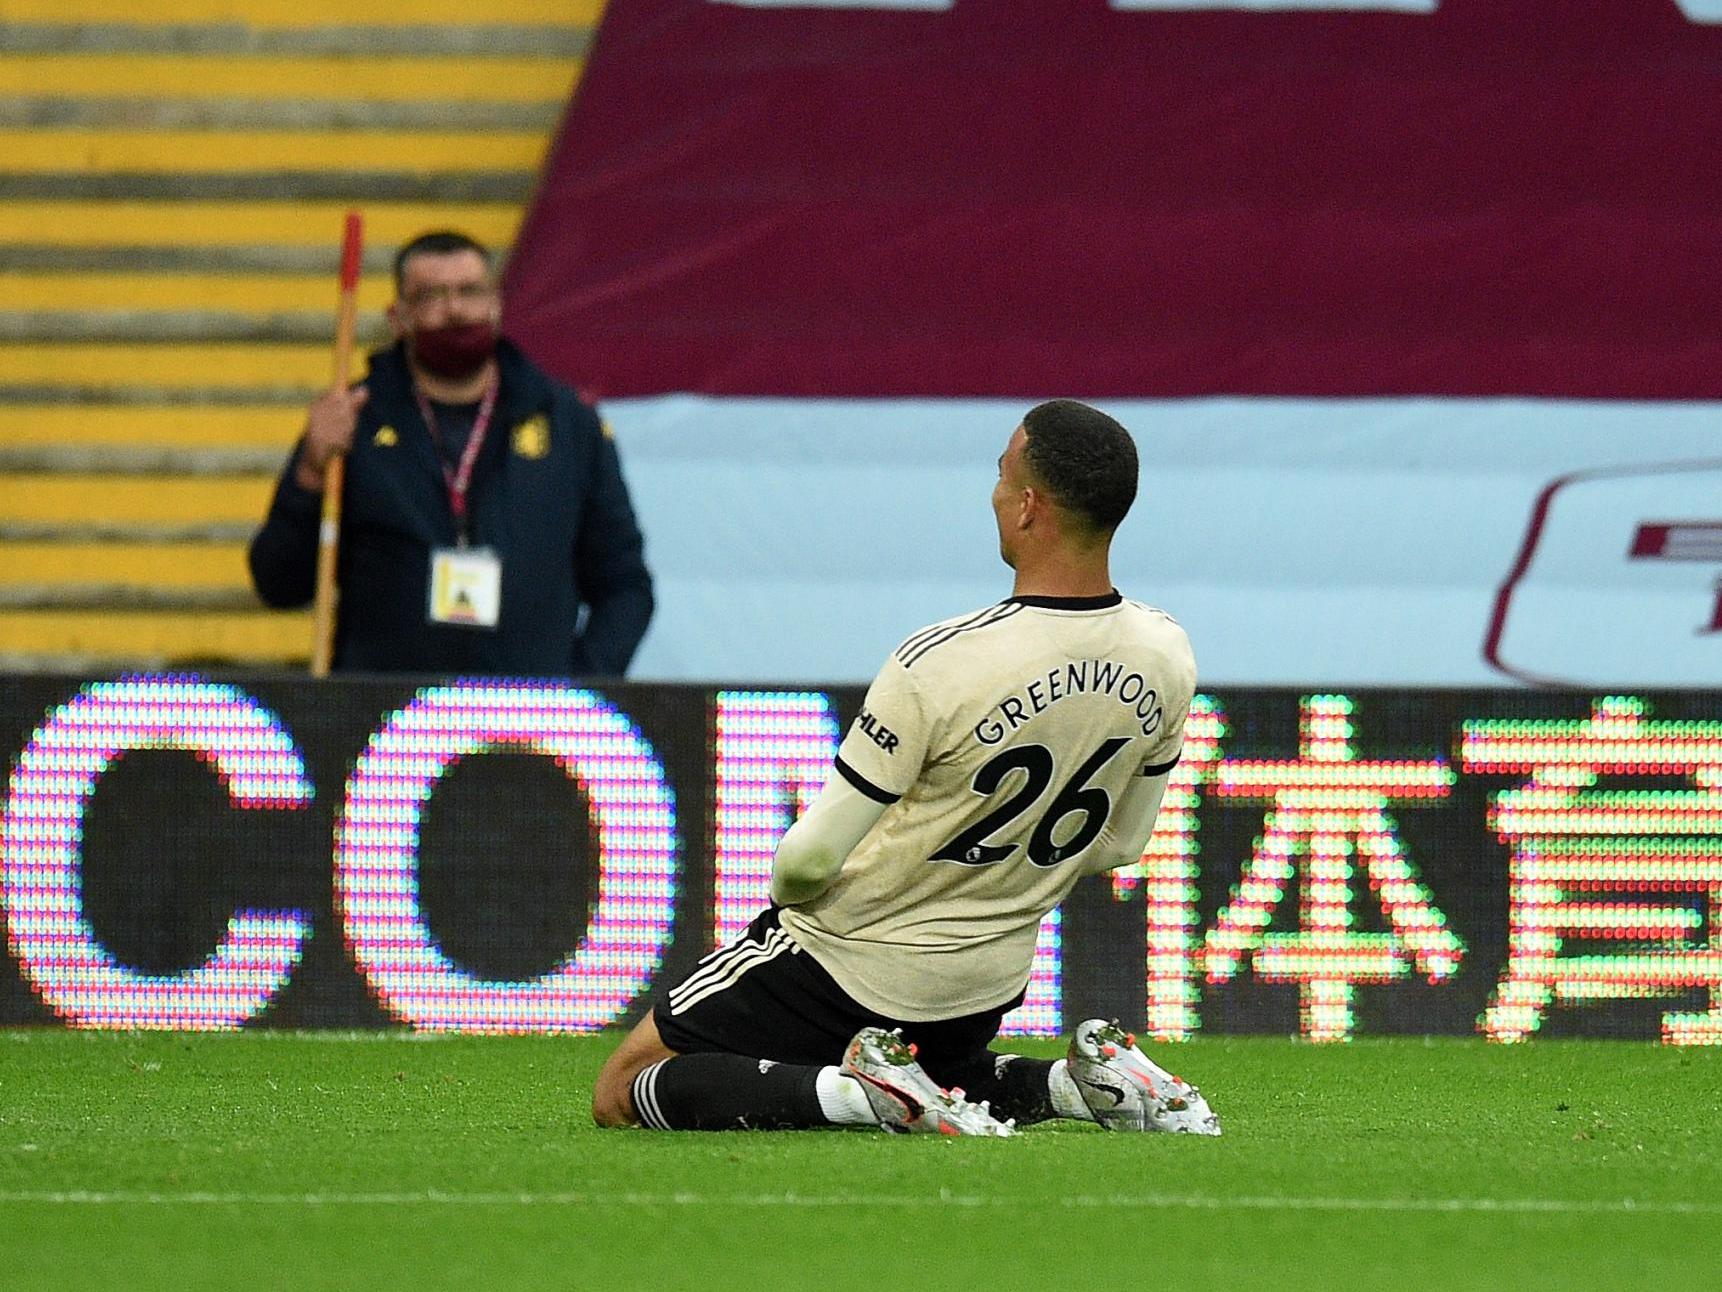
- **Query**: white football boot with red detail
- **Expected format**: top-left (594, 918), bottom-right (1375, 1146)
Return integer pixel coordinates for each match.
top-left (1067, 1018), bottom-right (1221, 1136)
top-left (842, 1027), bottom-right (1015, 1137)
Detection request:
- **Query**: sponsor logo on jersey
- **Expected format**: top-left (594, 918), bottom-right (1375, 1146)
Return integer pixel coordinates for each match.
top-left (854, 708), bottom-right (900, 755)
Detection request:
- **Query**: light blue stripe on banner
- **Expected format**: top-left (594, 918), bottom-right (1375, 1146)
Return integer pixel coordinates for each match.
top-left (607, 396), bottom-right (1722, 689)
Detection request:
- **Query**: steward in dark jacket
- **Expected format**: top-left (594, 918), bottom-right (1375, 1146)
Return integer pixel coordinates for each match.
top-left (249, 338), bottom-right (654, 676)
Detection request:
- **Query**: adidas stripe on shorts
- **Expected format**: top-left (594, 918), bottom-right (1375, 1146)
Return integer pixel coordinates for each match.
top-left (652, 906), bottom-right (1020, 1072)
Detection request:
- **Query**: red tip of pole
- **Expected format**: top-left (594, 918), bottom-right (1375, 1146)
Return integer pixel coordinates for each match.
top-left (339, 211), bottom-right (364, 290)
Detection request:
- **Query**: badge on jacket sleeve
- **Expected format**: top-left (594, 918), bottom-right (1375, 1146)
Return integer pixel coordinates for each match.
top-left (512, 415), bottom-right (550, 459)
top-left (428, 546), bottom-right (502, 628)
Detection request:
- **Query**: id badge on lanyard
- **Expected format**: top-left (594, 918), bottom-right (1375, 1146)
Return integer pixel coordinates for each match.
top-left (429, 546), bottom-right (502, 628)
top-left (422, 383), bottom-right (503, 630)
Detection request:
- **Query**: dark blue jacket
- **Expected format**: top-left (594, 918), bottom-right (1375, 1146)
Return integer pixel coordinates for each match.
top-left (249, 339), bottom-right (654, 676)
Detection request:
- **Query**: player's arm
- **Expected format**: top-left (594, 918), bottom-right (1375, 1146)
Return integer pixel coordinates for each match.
top-left (1082, 769), bottom-right (1172, 875)
top-left (772, 648), bottom-right (932, 905)
top-left (769, 776), bottom-right (891, 906)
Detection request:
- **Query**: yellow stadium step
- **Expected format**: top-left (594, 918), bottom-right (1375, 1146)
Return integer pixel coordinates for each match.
top-left (0, 407), bottom-right (302, 449)
top-left (0, 56), bottom-right (581, 102)
top-left (0, 130), bottom-right (546, 173)
top-left (0, 343), bottom-right (346, 389)
top-left (2, 541), bottom-right (253, 587)
top-left (0, 201), bottom-right (521, 247)
top-left (0, 0), bottom-right (601, 25)
top-left (0, 610), bottom-right (311, 666)
top-left (0, 0), bottom-right (607, 671)
top-left (0, 474), bottom-right (275, 527)
top-left (0, 273), bottom-right (394, 312)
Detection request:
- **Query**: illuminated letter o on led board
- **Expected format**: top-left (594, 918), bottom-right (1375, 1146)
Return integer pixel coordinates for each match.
top-left (334, 683), bottom-right (679, 1032)
top-left (0, 677), bottom-right (314, 1029)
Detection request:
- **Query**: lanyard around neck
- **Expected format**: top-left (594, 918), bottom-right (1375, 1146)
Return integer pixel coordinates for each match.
top-left (416, 381), bottom-right (499, 544)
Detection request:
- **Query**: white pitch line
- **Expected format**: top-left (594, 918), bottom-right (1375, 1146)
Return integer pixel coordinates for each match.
top-left (0, 1190), bottom-right (1715, 1216)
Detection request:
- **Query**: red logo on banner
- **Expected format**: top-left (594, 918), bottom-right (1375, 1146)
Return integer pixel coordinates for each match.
top-left (1631, 523), bottom-right (1722, 634)
top-left (1485, 461), bottom-right (1722, 686)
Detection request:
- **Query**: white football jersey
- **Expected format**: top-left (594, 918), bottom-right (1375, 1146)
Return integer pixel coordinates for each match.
top-left (779, 591), bottom-right (1195, 1020)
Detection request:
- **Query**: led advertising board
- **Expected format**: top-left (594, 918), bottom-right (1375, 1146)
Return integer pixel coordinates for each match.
top-left (2, 677), bottom-right (1717, 1043)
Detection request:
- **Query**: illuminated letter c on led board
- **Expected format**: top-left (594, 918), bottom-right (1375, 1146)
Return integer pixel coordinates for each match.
top-left (0, 677), bottom-right (313, 1029)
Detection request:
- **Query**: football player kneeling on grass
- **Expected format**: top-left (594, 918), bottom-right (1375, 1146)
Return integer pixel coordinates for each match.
top-left (592, 401), bottom-right (1221, 1137)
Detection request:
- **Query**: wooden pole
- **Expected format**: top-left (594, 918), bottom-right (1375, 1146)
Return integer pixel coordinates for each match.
top-left (310, 211), bottom-right (364, 678)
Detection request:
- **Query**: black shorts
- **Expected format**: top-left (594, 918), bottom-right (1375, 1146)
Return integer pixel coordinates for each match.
top-left (652, 907), bottom-right (1023, 1078)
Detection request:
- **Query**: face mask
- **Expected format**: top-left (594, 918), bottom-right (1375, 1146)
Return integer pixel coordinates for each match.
top-left (410, 321), bottom-right (498, 381)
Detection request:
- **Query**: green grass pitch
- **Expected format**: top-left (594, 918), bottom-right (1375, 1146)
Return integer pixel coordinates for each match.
top-left (0, 1031), bottom-right (1715, 1291)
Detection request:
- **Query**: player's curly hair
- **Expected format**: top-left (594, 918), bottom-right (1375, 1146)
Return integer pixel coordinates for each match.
top-left (1020, 399), bottom-right (1139, 535)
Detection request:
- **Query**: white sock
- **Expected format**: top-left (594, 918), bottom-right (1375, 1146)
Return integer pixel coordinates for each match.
top-left (815, 1067), bottom-right (879, 1125)
top-left (1047, 1058), bottom-right (1095, 1122)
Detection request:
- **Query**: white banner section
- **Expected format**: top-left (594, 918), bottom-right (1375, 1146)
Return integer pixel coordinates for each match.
top-left (605, 397), bottom-right (1722, 687)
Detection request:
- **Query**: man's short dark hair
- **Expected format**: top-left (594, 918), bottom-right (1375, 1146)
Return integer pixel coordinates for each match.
top-left (393, 230), bottom-right (493, 290)
top-left (1020, 399), bottom-right (1139, 535)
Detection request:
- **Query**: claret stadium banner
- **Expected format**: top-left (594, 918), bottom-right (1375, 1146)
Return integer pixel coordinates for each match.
top-left (4, 675), bottom-right (1719, 1044)
top-left (509, 0), bottom-right (1722, 401)
top-left (500, 0), bottom-right (1722, 689)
